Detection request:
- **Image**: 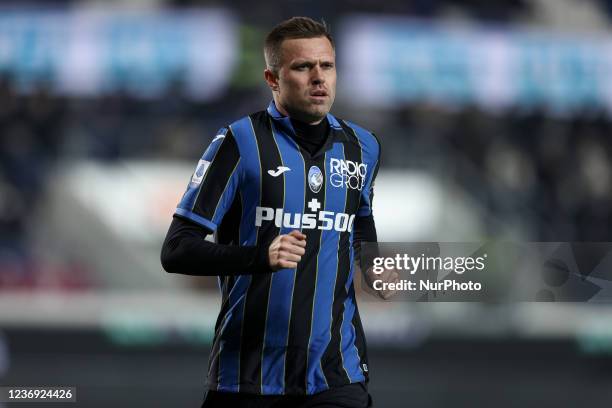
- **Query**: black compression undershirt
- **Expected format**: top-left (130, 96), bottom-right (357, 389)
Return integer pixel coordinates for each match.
top-left (290, 117), bottom-right (328, 156)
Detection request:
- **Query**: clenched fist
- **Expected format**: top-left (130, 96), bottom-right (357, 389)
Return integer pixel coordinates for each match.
top-left (363, 265), bottom-right (400, 300)
top-left (268, 230), bottom-right (307, 271)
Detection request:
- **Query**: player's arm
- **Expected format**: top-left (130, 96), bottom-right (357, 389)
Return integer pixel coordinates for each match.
top-left (353, 213), bottom-right (377, 267)
top-left (160, 217), bottom-right (306, 275)
top-left (353, 215), bottom-right (399, 300)
top-left (161, 127), bottom-right (306, 276)
top-left (353, 135), bottom-right (399, 299)
top-left (161, 216), bottom-right (267, 275)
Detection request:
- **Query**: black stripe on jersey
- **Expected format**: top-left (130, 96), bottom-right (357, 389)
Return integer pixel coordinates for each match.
top-left (216, 189), bottom-right (243, 245)
top-left (192, 129), bottom-right (240, 222)
top-left (284, 153), bottom-right (326, 394)
top-left (208, 276), bottom-right (230, 386)
top-left (363, 132), bottom-right (381, 214)
top-left (321, 123), bottom-right (364, 385)
top-left (366, 159), bottom-right (380, 211)
top-left (351, 295), bottom-right (369, 382)
top-left (238, 113), bottom-right (283, 392)
top-left (341, 121), bottom-right (370, 378)
top-left (207, 189), bottom-right (242, 385)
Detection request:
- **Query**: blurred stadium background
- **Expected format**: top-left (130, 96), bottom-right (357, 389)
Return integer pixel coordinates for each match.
top-left (1, 0), bottom-right (612, 406)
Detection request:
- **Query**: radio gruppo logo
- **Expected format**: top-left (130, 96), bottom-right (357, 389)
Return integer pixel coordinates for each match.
top-left (329, 158), bottom-right (367, 190)
top-left (255, 198), bottom-right (355, 232)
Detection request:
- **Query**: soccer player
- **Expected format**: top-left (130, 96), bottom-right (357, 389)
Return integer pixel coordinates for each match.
top-left (161, 16), bottom-right (394, 408)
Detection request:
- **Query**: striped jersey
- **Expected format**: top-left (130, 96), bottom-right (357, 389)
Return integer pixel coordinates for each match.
top-left (175, 101), bottom-right (381, 395)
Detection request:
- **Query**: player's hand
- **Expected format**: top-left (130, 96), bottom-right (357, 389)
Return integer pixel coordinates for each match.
top-left (364, 265), bottom-right (400, 300)
top-left (268, 230), bottom-right (306, 271)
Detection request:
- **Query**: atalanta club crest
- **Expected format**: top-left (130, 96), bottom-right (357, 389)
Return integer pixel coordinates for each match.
top-left (308, 166), bottom-right (323, 193)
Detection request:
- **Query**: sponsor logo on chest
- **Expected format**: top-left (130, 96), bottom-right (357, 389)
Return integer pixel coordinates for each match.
top-left (255, 198), bottom-right (355, 232)
top-left (329, 158), bottom-right (367, 191)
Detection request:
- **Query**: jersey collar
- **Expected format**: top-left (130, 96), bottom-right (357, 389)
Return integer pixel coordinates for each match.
top-left (267, 101), bottom-right (343, 130)
top-left (266, 101), bottom-right (343, 158)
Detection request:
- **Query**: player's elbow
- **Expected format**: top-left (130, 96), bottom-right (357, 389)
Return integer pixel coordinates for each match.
top-left (160, 244), bottom-right (180, 274)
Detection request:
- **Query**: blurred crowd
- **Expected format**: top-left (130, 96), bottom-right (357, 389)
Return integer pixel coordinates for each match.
top-left (42, 0), bottom-right (612, 26)
top-left (387, 103), bottom-right (612, 241)
top-left (0, 79), bottom-right (95, 291)
top-left (172, 0), bottom-right (531, 23)
top-left (171, 0), bottom-right (612, 26)
top-left (2, 0), bottom-right (612, 290)
top-left (1, 73), bottom-right (611, 291)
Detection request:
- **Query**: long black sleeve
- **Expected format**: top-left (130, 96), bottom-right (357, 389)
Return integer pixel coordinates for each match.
top-left (352, 214), bottom-right (378, 268)
top-left (160, 215), bottom-right (271, 276)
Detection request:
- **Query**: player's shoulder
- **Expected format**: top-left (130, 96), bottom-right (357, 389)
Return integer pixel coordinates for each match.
top-left (221, 110), bottom-right (268, 140)
top-left (336, 117), bottom-right (381, 153)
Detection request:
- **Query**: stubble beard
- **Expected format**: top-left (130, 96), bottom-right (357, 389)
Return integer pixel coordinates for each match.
top-left (287, 98), bottom-right (332, 124)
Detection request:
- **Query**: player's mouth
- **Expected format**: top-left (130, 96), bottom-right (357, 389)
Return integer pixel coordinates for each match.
top-left (309, 89), bottom-right (328, 102)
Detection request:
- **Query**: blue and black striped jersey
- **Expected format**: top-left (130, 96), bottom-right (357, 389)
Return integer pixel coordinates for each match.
top-left (175, 101), bottom-right (381, 395)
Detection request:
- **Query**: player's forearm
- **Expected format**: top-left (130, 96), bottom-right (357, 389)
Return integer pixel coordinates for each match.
top-left (160, 216), bottom-right (271, 276)
top-left (352, 214), bottom-right (378, 266)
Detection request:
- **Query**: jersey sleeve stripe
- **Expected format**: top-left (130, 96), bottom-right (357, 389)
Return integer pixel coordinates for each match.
top-left (174, 208), bottom-right (218, 232)
top-left (189, 127), bottom-right (230, 211)
top-left (174, 129), bottom-right (241, 232)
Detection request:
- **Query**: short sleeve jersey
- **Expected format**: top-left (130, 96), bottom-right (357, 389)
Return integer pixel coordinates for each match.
top-left (175, 101), bottom-right (381, 396)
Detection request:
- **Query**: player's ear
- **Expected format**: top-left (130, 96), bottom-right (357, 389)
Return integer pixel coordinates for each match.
top-left (264, 68), bottom-right (280, 92)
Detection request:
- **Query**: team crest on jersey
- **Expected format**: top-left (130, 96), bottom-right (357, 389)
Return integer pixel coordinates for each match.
top-left (190, 159), bottom-right (210, 187)
top-left (308, 166), bottom-right (323, 193)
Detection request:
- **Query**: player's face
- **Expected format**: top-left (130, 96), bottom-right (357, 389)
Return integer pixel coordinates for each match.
top-left (266, 36), bottom-right (336, 124)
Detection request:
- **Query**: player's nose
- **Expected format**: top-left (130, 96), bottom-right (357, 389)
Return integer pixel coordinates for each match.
top-left (310, 65), bottom-right (325, 84)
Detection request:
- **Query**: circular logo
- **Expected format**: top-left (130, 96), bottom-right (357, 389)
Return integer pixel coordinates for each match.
top-left (308, 166), bottom-right (323, 193)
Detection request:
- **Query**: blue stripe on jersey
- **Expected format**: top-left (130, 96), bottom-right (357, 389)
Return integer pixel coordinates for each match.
top-left (215, 117), bottom-right (261, 392)
top-left (178, 127), bottom-right (228, 219)
top-left (231, 117), bottom-right (261, 246)
top-left (266, 101), bottom-right (296, 136)
top-left (260, 119), bottom-right (305, 395)
top-left (347, 215), bottom-right (357, 287)
top-left (325, 112), bottom-right (343, 130)
top-left (344, 121), bottom-right (380, 216)
top-left (211, 160), bottom-right (241, 227)
top-left (340, 284), bottom-right (365, 382)
top-left (215, 289), bottom-right (248, 393)
top-left (305, 144), bottom-right (346, 393)
top-left (342, 196), bottom-right (363, 382)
